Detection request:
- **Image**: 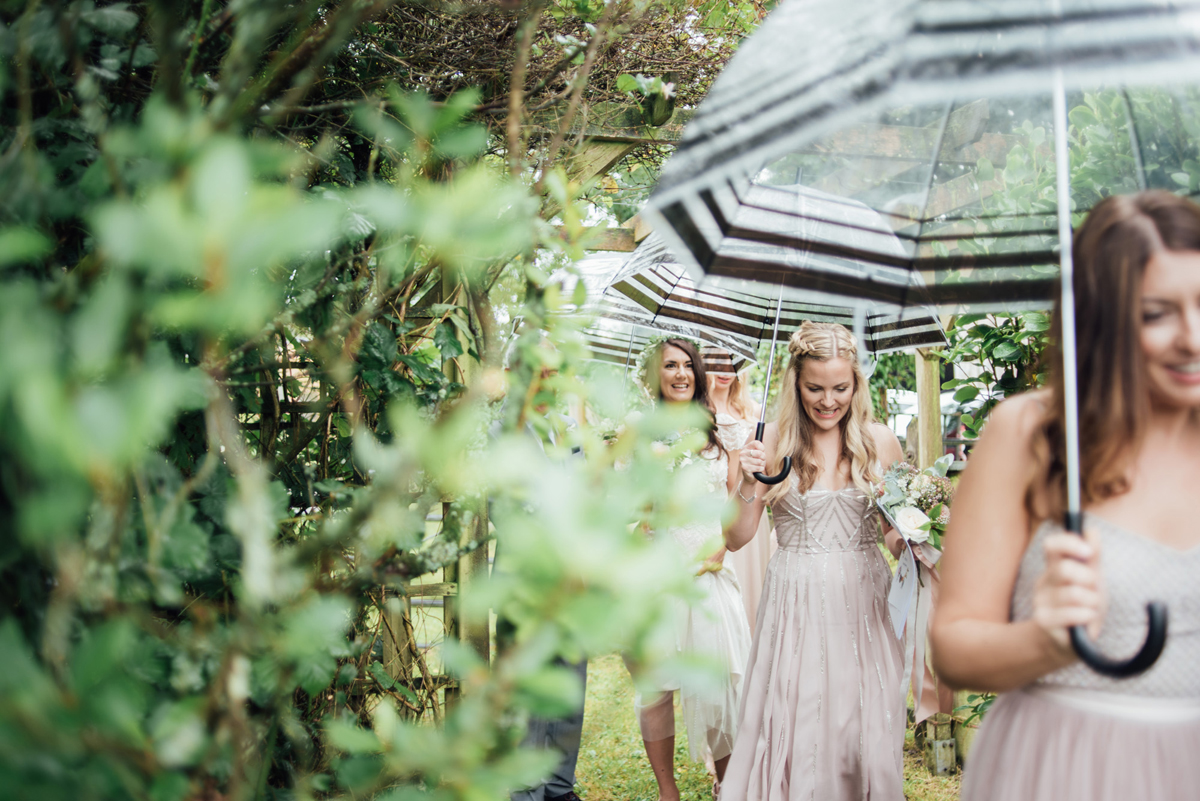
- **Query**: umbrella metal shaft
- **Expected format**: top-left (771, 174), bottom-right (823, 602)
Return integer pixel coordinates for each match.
top-left (1053, 69), bottom-right (1083, 525)
top-left (759, 291), bottom-right (786, 425)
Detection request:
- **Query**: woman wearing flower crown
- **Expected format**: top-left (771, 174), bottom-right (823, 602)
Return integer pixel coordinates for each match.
top-left (720, 321), bottom-right (907, 801)
top-left (702, 346), bottom-right (777, 629)
top-left (629, 337), bottom-right (752, 801)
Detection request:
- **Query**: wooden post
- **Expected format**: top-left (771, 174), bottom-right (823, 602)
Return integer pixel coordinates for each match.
top-left (915, 348), bottom-right (943, 469)
top-left (916, 345), bottom-right (958, 771)
top-left (923, 713), bottom-right (956, 775)
top-left (458, 499), bottom-right (491, 664)
top-left (441, 499), bottom-right (460, 707)
top-left (953, 689), bottom-right (981, 765)
top-left (565, 141), bottom-right (638, 185)
top-left (438, 271), bottom-right (491, 709)
top-left (382, 593), bottom-right (414, 715)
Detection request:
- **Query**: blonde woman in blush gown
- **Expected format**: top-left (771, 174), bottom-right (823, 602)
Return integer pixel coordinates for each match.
top-left (931, 192), bottom-right (1200, 801)
top-left (702, 347), bottom-right (777, 630)
top-left (721, 322), bottom-right (907, 801)
top-left (628, 337), bottom-right (752, 801)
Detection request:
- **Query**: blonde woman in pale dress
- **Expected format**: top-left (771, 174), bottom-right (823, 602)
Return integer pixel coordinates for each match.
top-left (721, 322), bottom-right (907, 801)
top-left (932, 192), bottom-right (1200, 800)
top-left (702, 347), bottom-right (777, 629)
top-left (628, 337), bottom-right (752, 801)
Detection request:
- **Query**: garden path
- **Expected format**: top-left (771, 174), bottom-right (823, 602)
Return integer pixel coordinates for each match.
top-left (574, 654), bottom-right (962, 801)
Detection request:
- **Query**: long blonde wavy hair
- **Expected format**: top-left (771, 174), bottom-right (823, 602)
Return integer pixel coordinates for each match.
top-left (727, 367), bottom-right (757, 420)
top-left (764, 321), bottom-right (881, 504)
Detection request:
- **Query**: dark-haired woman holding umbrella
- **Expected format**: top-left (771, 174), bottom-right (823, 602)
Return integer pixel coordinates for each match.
top-left (932, 191), bottom-right (1200, 800)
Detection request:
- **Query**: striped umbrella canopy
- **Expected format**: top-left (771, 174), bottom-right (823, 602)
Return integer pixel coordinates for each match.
top-left (645, 0), bottom-right (1200, 311)
top-left (608, 234), bottom-right (947, 356)
top-left (582, 319), bottom-right (752, 368)
top-left (597, 232), bottom-right (946, 487)
top-left (564, 251), bottom-right (760, 369)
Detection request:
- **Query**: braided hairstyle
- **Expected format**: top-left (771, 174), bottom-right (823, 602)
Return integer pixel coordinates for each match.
top-left (763, 321), bottom-right (880, 503)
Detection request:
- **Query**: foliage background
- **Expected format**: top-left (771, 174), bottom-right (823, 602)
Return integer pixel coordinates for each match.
top-left (0, 1), bottom-right (764, 799)
top-left (5, 2), bottom-right (1187, 798)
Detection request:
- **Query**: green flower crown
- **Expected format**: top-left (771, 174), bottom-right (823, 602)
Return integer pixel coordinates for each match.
top-left (633, 333), bottom-right (705, 399)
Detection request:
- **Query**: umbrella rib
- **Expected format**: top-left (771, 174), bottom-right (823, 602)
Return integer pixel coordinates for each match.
top-left (1120, 89), bottom-right (1148, 192)
top-left (910, 101), bottom-right (955, 268)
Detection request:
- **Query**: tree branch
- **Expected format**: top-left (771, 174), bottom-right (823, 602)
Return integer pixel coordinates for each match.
top-left (506, 0), bottom-right (546, 177)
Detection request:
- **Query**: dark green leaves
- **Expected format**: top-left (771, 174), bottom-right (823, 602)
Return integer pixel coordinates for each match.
top-left (953, 385), bottom-right (980, 403)
top-left (434, 321), bottom-right (464, 359)
top-left (992, 341), bottom-right (1022, 362)
top-left (361, 322), bottom-right (399, 371)
top-left (943, 312), bottom-right (1050, 437)
top-left (282, 596), bottom-right (354, 695)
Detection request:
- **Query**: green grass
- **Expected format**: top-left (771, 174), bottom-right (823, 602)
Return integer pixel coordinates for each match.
top-left (575, 654), bottom-right (962, 801)
top-left (576, 654), bottom-right (719, 801)
top-left (902, 729), bottom-right (962, 801)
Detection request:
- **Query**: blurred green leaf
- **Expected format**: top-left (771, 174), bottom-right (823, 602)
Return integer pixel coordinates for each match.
top-left (327, 719), bottom-right (382, 754)
top-left (0, 228), bottom-right (52, 268)
top-left (150, 698), bottom-right (207, 767)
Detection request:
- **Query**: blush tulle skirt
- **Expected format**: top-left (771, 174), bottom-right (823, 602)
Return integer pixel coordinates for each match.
top-left (720, 545), bottom-right (905, 800)
top-left (962, 685), bottom-right (1200, 801)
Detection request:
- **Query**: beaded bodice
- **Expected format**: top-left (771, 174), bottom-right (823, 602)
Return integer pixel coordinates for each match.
top-left (771, 475), bottom-right (882, 554)
top-left (1013, 516), bottom-right (1200, 697)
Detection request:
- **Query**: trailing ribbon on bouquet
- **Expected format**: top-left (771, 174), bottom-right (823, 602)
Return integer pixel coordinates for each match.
top-left (878, 455), bottom-right (956, 724)
top-left (900, 541), bottom-right (947, 725)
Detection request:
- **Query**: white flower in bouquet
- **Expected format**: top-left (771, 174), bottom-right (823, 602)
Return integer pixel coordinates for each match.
top-left (894, 506), bottom-right (931, 544)
top-left (908, 473), bottom-right (932, 499)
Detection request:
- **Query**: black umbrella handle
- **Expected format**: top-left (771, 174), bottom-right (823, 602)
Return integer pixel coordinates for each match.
top-left (751, 422), bottom-right (792, 485)
top-left (1065, 511), bottom-right (1168, 678)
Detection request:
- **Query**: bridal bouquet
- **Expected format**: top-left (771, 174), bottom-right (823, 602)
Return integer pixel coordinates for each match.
top-left (875, 454), bottom-right (954, 551)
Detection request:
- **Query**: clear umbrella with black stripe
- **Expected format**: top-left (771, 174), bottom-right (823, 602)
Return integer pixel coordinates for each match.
top-left (600, 232), bottom-right (947, 483)
top-left (642, 0), bottom-right (1197, 676)
top-left (562, 250), bottom-right (760, 390)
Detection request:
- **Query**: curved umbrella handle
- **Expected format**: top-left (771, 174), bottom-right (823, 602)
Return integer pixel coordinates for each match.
top-left (751, 422), bottom-right (792, 485)
top-left (1065, 512), bottom-right (1168, 678)
top-left (1069, 606), bottom-right (1167, 678)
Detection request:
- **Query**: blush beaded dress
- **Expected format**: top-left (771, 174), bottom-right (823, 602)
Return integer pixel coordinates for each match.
top-left (961, 515), bottom-right (1200, 801)
top-left (719, 475), bottom-right (906, 801)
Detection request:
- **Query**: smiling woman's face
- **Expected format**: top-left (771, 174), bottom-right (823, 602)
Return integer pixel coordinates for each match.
top-left (658, 344), bottom-right (696, 403)
top-left (1140, 249), bottom-right (1200, 410)
top-left (797, 357), bottom-right (855, 431)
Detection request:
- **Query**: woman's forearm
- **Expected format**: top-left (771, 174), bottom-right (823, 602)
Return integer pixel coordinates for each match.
top-left (724, 479), bottom-right (764, 551)
top-left (883, 526), bottom-right (903, 559)
top-left (930, 617), bottom-right (1076, 693)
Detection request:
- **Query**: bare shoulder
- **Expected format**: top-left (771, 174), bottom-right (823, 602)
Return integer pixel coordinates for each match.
top-left (981, 389), bottom-right (1049, 446)
top-left (869, 422), bottom-right (904, 466)
top-left (869, 421), bottom-right (900, 447)
top-left (963, 390), bottom-right (1049, 494)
